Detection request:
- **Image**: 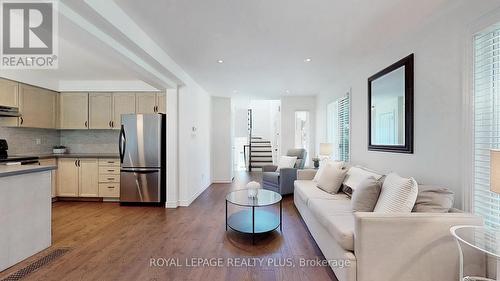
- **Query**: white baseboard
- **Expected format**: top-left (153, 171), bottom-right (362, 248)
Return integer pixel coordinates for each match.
top-left (212, 180), bottom-right (233, 183)
top-left (165, 201), bottom-right (179, 208)
top-left (178, 183), bottom-right (211, 207)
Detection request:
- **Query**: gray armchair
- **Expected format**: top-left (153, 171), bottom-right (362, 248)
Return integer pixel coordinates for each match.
top-left (262, 149), bottom-right (307, 195)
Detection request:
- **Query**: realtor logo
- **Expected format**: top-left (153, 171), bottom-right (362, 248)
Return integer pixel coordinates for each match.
top-left (0, 0), bottom-right (58, 69)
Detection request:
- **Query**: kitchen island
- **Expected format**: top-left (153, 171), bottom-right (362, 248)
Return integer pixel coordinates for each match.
top-left (0, 164), bottom-right (56, 272)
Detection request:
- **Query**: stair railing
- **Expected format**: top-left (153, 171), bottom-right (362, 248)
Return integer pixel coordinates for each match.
top-left (248, 109), bottom-right (253, 172)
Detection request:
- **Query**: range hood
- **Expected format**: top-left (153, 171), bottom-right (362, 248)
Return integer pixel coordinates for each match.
top-left (0, 106), bottom-right (20, 117)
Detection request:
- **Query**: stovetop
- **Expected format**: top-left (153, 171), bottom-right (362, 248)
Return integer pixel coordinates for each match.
top-left (0, 155), bottom-right (39, 163)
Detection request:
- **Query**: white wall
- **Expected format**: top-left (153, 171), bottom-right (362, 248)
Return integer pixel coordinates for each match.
top-left (178, 83), bottom-right (212, 206)
top-left (211, 96), bottom-right (233, 183)
top-left (315, 2), bottom-right (500, 208)
top-left (281, 96), bottom-right (316, 164)
top-left (166, 88), bottom-right (179, 208)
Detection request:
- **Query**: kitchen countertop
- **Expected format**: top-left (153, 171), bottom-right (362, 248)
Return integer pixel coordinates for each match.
top-left (0, 164), bottom-right (56, 177)
top-left (12, 153), bottom-right (120, 159)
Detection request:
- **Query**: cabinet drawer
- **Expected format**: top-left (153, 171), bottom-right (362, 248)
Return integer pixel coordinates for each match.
top-left (99, 183), bottom-right (120, 197)
top-left (98, 158), bottom-right (120, 167)
top-left (99, 174), bottom-right (120, 183)
top-left (99, 166), bottom-right (119, 175)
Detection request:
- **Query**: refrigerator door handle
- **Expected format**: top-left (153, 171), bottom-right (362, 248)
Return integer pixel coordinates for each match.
top-left (119, 125), bottom-right (126, 164)
top-left (121, 169), bottom-right (159, 174)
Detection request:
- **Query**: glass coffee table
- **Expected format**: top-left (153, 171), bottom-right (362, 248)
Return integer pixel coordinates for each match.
top-left (451, 225), bottom-right (500, 281)
top-left (225, 189), bottom-right (282, 244)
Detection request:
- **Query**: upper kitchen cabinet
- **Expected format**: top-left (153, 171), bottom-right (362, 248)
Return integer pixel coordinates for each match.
top-left (89, 93), bottom-right (113, 129)
top-left (112, 93), bottom-right (136, 129)
top-left (0, 78), bottom-right (18, 108)
top-left (59, 92), bottom-right (89, 129)
top-left (157, 92), bottom-right (166, 114)
top-left (135, 92), bottom-right (157, 114)
top-left (18, 84), bottom-right (57, 128)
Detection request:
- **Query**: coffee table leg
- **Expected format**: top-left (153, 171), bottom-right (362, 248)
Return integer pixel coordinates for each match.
top-left (225, 200), bottom-right (228, 231)
top-left (280, 200), bottom-right (282, 232)
top-left (252, 206), bottom-right (255, 244)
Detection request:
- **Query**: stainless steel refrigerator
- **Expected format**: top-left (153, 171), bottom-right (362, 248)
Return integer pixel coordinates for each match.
top-left (119, 114), bottom-right (166, 204)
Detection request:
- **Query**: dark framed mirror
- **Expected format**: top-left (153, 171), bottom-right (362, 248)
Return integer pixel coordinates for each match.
top-left (368, 54), bottom-right (414, 153)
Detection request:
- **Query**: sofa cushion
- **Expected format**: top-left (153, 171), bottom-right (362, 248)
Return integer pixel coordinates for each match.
top-left (317, 164), bottom-right (347, 194)
top-left (277, 156), bottom-right (297, 171)
top-left (309, 198), bottom-right (354, 251)
top-left (313, 160), bottom-right (344, 182)
top-left (294, 180), bottom-right (350, 205)
top-left (351, 178), bottom-right (382, 212)
top-left (374, 172), bottom-right (418, 213)
top-left (412, 185), bottom-right (454, 213)
top-left (343, 166), bottom-right (384, 192)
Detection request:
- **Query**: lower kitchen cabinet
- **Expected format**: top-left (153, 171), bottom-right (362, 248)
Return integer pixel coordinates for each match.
top-left (57, 158), bottom-right (98, 197)
top-left (78, 159), bottom-right (99, 197)
top-left (57, 158), bottom-right (79, 197)
top-left (56, 157), bottom-right (120, 199)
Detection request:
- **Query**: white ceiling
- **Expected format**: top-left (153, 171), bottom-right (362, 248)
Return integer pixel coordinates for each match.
top-left (114, 0), bottom-right (468, 97)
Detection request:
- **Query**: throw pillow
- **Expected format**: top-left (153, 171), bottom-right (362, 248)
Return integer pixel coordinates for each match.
top-left (313, 159), bottom-right (344, 182)
top-left (276, 156), bottom-right (297, 172)
top-left (412, 185), bottom-right (454, 213)
top-left (374, 173), bottom-right (418, 213)
top-left (351, 178), bottom-right (382, 212)
top-left (343, 166), bottom-right (384, 192)
top-left (317, 163), bottom-right (348, 194)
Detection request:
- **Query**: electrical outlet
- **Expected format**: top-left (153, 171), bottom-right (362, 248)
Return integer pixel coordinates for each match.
top-left (35, 138), bottom-right (41, 145)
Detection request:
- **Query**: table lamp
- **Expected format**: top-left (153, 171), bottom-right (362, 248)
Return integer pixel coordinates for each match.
top-left (313, 143), bottom-right (333, 168)
top-left (491, 149), bottom-right (500, 194)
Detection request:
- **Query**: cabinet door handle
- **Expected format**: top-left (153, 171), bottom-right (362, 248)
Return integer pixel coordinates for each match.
top-left (74, 160), bottom-right (78, 167)
top-left (107, 169), bottom-right (114, 172)
top-left (85, 121), bottom-right (88, 128)
top-left (77, 160), bottom-right (80, 167)
top-left (20, 117), bottom-right (23, 125)
top-left (109, 121), bottom-right (112, 128)
top-left (107, 186), bottom-right (115, 189)
top-left (111, 121), bottom-right (114, 128)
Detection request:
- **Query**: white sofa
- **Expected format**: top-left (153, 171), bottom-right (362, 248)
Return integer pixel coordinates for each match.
top-left (294, 169), bottom-right (485, 281)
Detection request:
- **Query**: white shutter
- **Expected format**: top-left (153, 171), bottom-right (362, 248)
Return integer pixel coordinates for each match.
top-left (338, 94), bottom-right (350, 162)
top-left (473, 27), bottom-right (500, 229)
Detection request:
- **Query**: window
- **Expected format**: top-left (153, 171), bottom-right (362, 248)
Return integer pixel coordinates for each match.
top-left (295, 111), bottom-right (311, 160)
top-left (327, 93), bottom-right (350, 162)
top-left (473, 25), bottom-right (500, 229)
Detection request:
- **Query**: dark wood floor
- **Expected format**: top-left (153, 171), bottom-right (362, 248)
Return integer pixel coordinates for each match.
top-left (0, 172), bottom-right (337, 281)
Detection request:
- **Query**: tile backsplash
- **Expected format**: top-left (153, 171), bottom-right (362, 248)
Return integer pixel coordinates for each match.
top-left (0, 127), bottom-right (60, 154)
top-left (0, 127), bottom-right (120, 155)
top-left (60, 130), bottom-right (119, 154)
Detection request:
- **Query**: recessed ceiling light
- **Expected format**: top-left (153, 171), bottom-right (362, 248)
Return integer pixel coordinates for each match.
top-left (285, 90), bottom-right (290, 94)
top-left (217, 59), bottom-right (224, 64)
top-left (304, 58), bottom-right (312, 62)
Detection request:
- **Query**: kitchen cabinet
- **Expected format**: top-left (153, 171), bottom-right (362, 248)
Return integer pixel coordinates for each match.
top-left (157, 92), bottom-right (166, 114)
top-left (98, 158), bottom-right (120, 198)
top-left (18, 84), bottom-right (57, 128)
top-left (112, 93), bottom-right (136, 129)
top-left (57, 158), bottom-right (79, 197)
top-left (135, 92), bottom-right (157, 114)
top-left (89, 93), bottom-right (113, 129)
top-left (78, 159), bottom-right (99, 197)
top-left (136, 92), bottom-right (166, 114)
top-left (59, 92), bottom-right (89, 129)
top-left (0, 78), bottom-right (18, 107)
top-left (39, 158), bottom-right (57, 198)
top-left (57, 158), bottom-right (99, 197)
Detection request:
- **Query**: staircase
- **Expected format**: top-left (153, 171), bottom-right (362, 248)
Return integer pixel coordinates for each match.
top-left (249, 137), bottom-right (273, 171)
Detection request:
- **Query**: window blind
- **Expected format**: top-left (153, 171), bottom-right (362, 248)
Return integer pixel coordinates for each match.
top-left (474, 26), bottom-right (500, 229)
top-left (338, 94), bottom-right (350, 162)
